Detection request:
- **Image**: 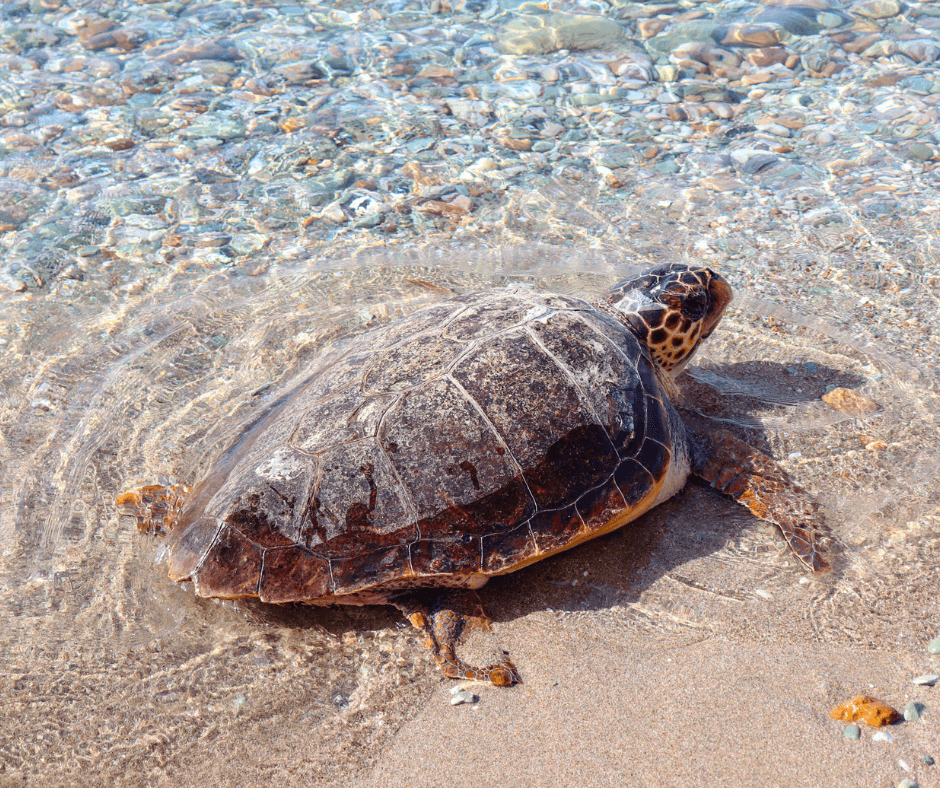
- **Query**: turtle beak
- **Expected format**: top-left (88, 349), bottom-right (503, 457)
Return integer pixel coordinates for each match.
top-left (701, 272), bottom-right (733, 339)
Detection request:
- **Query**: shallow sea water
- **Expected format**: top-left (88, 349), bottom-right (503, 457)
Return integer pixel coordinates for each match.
top-left (1, 0), bottom-right (939, 785)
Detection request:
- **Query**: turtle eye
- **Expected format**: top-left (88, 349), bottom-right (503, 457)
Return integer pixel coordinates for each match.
top-left (680, 289), bottom-right (709, 320)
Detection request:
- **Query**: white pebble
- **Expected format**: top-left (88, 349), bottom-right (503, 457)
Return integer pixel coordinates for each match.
top-left (872, 730), bottom-right (894, 743)
top-left (912, 674), bottom-right (940, 686)
top-left (450, 689), bottom-right (475, 706)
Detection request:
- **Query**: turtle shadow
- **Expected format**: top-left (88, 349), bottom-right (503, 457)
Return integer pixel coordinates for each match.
top-left (227, 360), bottom-right (861, 648)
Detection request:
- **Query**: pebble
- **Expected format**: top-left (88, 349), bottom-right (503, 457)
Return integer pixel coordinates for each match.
top-left (913, 675), bottom-right (940, 687)
top-left (843, 724), bottom-right (861, 740)
top-left (449, 689), bottom-right (476, 706)
top-left (903, 702), bottom-right (922, 722)
top-left (872, 729), bottom-right (895, 743)
top-left (822, 388), bottom-right (880, 414)
top-left (830, 696), bottom-right (901, 727)
top-left (897, 781), bottom-right (917, 788)
top-left (927, 638), bottom-right (940, 655)
top-left (926, 755), bottom-right (936, 765)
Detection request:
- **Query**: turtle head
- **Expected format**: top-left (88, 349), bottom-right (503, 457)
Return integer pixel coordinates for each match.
top-left (605, 263), bottom-right (733, 376)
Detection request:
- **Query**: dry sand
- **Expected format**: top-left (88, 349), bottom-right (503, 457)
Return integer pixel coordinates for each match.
top-left (359, 633), bottom-right (930, 788)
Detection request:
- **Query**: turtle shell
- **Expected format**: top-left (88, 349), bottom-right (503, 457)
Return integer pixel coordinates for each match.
top-left (165, 288), bottom-right (685, 604)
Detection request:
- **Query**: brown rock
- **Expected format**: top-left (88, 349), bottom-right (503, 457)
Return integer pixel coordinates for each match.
top-left (80, 26), bottom-right (148, 52)
top-left (757, 113), bottom-right (805, 129)
top-left (158, 38), bottom-right (241, 65)
top-left (822, 388), bottom-right (879, 414)
top-left (721, 24), bottom-right (780, 47)
top-left (740, 72), bottom-right (773, 86)
top-left (418, 65), bottom-right (456, 79)
top-left (401, 162), bottom-right (439, 186)
top-left (745, 47), bottom-right (789, 67)
top-left (700, 176), bottom-right (745, 192)
top-left (498, 137), bottom-right (533, 152)
top-left (416, 199), bottom-right (469, 217)
top-left (830, 696), bottom-right (900, 727)
top-left (638, 18), bottom-right (669, 38)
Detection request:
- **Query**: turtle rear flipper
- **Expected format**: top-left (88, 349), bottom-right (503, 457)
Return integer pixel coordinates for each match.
top-left (689, 428), bottom-right (832, 574)
top-left (116, 483), bottom-right (189, 536)
top-left (392, 589), bottom-right (520, 687)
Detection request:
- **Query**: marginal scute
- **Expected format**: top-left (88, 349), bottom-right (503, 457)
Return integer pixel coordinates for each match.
top-left (576, 475), bottom-right (629, 530)
top-left (482, 521), bottom-right (536, 573)
top-left (192, 525), bottom-right (263, 598)
top-left (259, 545), bottom-right (332, 603)
top-left (166, 516), bottom-right (222, 581)
top-left (410, 534), bottom-right (481, 577)
top-left (331, 542), bottom-right (414, 595)
top-left (529, 505), bottom-right (584, 554)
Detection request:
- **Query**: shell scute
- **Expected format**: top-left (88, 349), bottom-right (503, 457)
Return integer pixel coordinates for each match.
top-left (529, 505), bottom-right (584, 554)
top-left (452, 331), bottom-right (595, 472)
top-left (362, 333), bottom-right (465, 392)
top-left (481, 521), bottom-right (536, 574)
top-left (331, 542), bottom-right (414, 595)
top-left (615, 458), bottom-right (656, 507)
top-left (523, 423), bottom-right (620, 509)
top-left (259, 545), bottom-right (331, 603)
top-left (167, 516), bottom-right (222, 581)
top-left (443, 293), bottom-right (533, 341)
top-left (372, 302), bottom-right (468, 351)
top-left (527, 312), bottom-right (638, 449)
top-left (208, 445), bottom-right (317, 549)
top-left (310, 439), bottom-right (411, 546)
top-left (192, 524), bottom-right (262, 599)
top-left (380, 377), bottom-right (527, 526)
top-left (576, 475), bottom-right (629, 531)
top-left (409, 534), bottom-right (480, 577)
top-left (290, 387), bottom-right (390, 454)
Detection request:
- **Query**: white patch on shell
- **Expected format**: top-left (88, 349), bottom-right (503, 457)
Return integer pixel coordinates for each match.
top-left (253, 448), bottom-right (306, 482)
top-left (522, 305), bottom-right (556, 323)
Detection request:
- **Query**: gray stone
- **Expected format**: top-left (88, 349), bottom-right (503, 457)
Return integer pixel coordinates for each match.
top-left (647, 20), bottom-right (722, 56)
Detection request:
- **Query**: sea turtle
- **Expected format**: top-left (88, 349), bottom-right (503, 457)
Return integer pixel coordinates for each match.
top-left (120, 263), bottom-right (831, 686)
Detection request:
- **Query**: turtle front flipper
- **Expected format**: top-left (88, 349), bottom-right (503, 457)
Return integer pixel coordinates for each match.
top-left (116, 483), bottom-right (189, 535)
top-left (688, 428), bottom-right (832, 574)
top-left (392, 589), bottom-right (520, 687)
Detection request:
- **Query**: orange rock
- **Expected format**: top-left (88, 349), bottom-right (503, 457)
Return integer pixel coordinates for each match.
top-left (821, 387), bottom-right (879, 414)
top-left (830, 696), bottom-right (900, 727)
